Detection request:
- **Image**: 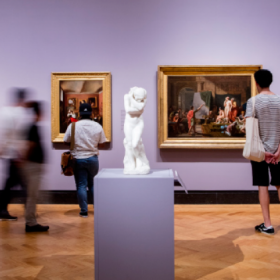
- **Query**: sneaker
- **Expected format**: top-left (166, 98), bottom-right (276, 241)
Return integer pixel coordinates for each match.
top-left (26, 224), bottom-right (49, 233)
top-left (255, 223), bottom-right (274, 235)
top-left (79, 211), bottom-right (88, 218)
top-left (0, 211), bottom-right (17, 221)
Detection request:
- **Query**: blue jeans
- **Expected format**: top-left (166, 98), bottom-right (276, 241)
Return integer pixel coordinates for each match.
top-left (74, 155), bottom-right (99, 212)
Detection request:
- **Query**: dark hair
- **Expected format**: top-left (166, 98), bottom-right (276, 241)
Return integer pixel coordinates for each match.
top-left (254, 69), bottom-right (273, 88)
top-left (10, 88), bottom-right (27, 104)
top-left (17, 88), bottom-right (27, 102)
top-left (190, 106), bottom-right (194, 110)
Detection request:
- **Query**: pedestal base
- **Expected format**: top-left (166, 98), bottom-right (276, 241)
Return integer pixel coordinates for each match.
top-left (94, 168), bottom-right (174, 280)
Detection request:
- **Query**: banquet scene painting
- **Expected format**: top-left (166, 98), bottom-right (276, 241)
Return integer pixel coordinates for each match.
top-left (59, 80), bottom-right (103, 133)
top-left (167, 75), bottom-right (251, 138)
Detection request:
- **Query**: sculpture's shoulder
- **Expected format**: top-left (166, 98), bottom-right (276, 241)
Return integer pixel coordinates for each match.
top-left (124, 94), bottom-right (130, 100)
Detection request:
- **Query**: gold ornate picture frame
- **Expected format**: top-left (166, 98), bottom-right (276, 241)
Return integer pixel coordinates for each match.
top-left (51, 72), bottom-right (111, 142)
top-left (158, 65), bottom-right (262, 149)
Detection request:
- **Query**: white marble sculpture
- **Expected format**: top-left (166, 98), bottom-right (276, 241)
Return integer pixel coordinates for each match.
top-left (123, 87), bottom-right (150, 175)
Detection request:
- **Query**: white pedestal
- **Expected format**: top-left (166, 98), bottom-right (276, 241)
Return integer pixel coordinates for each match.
top-left (94, 168), bottom-right (174, 280)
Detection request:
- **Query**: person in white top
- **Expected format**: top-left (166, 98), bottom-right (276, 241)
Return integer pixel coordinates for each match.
top-left (64, 103), bottom-right (106, 217)
top-left (0, 89), bottom-right (30, 221)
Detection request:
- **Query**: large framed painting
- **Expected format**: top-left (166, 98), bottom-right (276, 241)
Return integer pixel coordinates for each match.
top-left (158, 65), bottom-right (262, 149)
top-left (51, 72), bottom-right (111, 142)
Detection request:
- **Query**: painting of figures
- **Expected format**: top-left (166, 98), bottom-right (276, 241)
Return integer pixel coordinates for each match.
top-left (158, 65), bottom-right (261, 149)
top-left (167, 75), bottom-right (250, 138)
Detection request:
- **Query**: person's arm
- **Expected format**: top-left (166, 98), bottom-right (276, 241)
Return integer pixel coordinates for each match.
top-left (63, 124), bottom-right (72, 145)
top-left (23, 125), bottom-right (37, 161)
top-left (25, 141), bottom-right (36, 160)
top-left (244, 98), bottom-right (253, 118)
top-left (130, 96), bottom-right (147, 111)
top-left (98, 127), bottom-right (106, 143)
top-left (97, 127), bottom-right (106, 149)
top-left (197, 104), bottom-right (204, 112)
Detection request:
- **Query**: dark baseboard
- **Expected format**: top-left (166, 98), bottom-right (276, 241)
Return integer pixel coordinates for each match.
top-left (1, 190), bottom-right (279, 204)
top-left (174, 191), bottom-right (279, 204)
top-left (1, 190), bottom-right (92, 205)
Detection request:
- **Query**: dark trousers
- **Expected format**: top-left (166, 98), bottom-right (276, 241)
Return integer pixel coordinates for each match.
top-left (73, 156), bottom-right (99, 212)
top-left (0, 159), bottom-right (26, 212)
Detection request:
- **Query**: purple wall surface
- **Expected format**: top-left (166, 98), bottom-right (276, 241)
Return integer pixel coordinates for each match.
top-left (0, 0), bottom-right (280, 191)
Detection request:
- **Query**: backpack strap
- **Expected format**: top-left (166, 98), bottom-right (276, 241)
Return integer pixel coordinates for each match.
top-left (70, 122), bottom-right (76, 151)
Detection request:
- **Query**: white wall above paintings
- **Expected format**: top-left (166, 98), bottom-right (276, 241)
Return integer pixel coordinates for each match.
top-left (0, 0), bottom-right (279, 190)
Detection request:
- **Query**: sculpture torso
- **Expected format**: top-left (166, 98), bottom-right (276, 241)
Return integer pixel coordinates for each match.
top-left (123, 87), bottom-right (150, 175)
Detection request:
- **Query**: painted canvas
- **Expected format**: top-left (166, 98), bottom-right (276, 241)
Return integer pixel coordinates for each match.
top-left (167, 75), bottom-right (250, 138)
top-left (60, 80), bottom-right (103, 133)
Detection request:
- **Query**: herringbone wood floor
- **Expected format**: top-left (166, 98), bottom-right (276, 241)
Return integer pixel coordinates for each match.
top-left (1, 205), bottom-right (280, 280)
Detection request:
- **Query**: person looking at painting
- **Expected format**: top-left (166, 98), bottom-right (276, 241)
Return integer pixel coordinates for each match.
top-left (64, 103), bottom-right (106, 218)
top-left (245, 69), bottom-right (280, 235)
top-left (187, 104), bottom-right (204, 135)
top-left (24, 101), bottom-right (49, 232)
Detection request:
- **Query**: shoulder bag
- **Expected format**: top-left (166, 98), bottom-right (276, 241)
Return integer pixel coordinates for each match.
top-left (61, 122), bottom-right (76, 176)
top-left (243, 97), bottom-right (265, 162)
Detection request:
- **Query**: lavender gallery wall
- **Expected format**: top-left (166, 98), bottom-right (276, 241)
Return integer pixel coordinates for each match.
top-left (0, 0), bottom-right (280, 191)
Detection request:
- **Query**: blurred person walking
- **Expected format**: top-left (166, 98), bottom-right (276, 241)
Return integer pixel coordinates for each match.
top-left (245, 69), bottom-right (280, 235)
top-left (0, 89), bottom-right (29, 221)
top-left (24, 101), bottom-right (49, 232)
top-left (64, 103), bottom-right (106, 217)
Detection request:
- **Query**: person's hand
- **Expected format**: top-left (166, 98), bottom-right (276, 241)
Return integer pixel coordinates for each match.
top-left (272, 151), bottom-right (280, 164)
top-left (265, 152), bottom-right (274, 164)
top-left (265, 152), bottom-right (279, 164)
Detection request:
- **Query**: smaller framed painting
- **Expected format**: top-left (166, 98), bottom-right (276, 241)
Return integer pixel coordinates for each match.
top-left (51, 72), bottom-right (111, 142)
top-left (88, 97), bottom-right (98, 108)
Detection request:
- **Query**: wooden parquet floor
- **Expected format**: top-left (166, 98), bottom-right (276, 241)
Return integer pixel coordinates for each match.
top-left (1, 205), bottom-right (280, 280)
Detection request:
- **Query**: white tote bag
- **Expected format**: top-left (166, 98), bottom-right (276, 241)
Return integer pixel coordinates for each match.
top-left (243, 97), bottom-right (265, 162)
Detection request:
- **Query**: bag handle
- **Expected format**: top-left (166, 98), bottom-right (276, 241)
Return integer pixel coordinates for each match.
top-left (252, 96), bottom-right (256, 118)
top-left (70, 122), bottom-right (76, 151)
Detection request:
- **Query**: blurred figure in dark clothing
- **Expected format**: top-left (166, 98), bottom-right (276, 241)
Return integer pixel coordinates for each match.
top-left (0, 88), bottom-right (30, 221)
top-left (24, 101), bottom-right (49, 232)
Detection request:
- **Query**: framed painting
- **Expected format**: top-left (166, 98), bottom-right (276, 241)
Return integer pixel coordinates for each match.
top-left (158, 65), bottom-right (262, 149)
top-left (88, 97), bottom-right (98, 108)
top-left (51, 72), bottom-right (111, 142)
top-left (67, 97), bottom-right (77, 109)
